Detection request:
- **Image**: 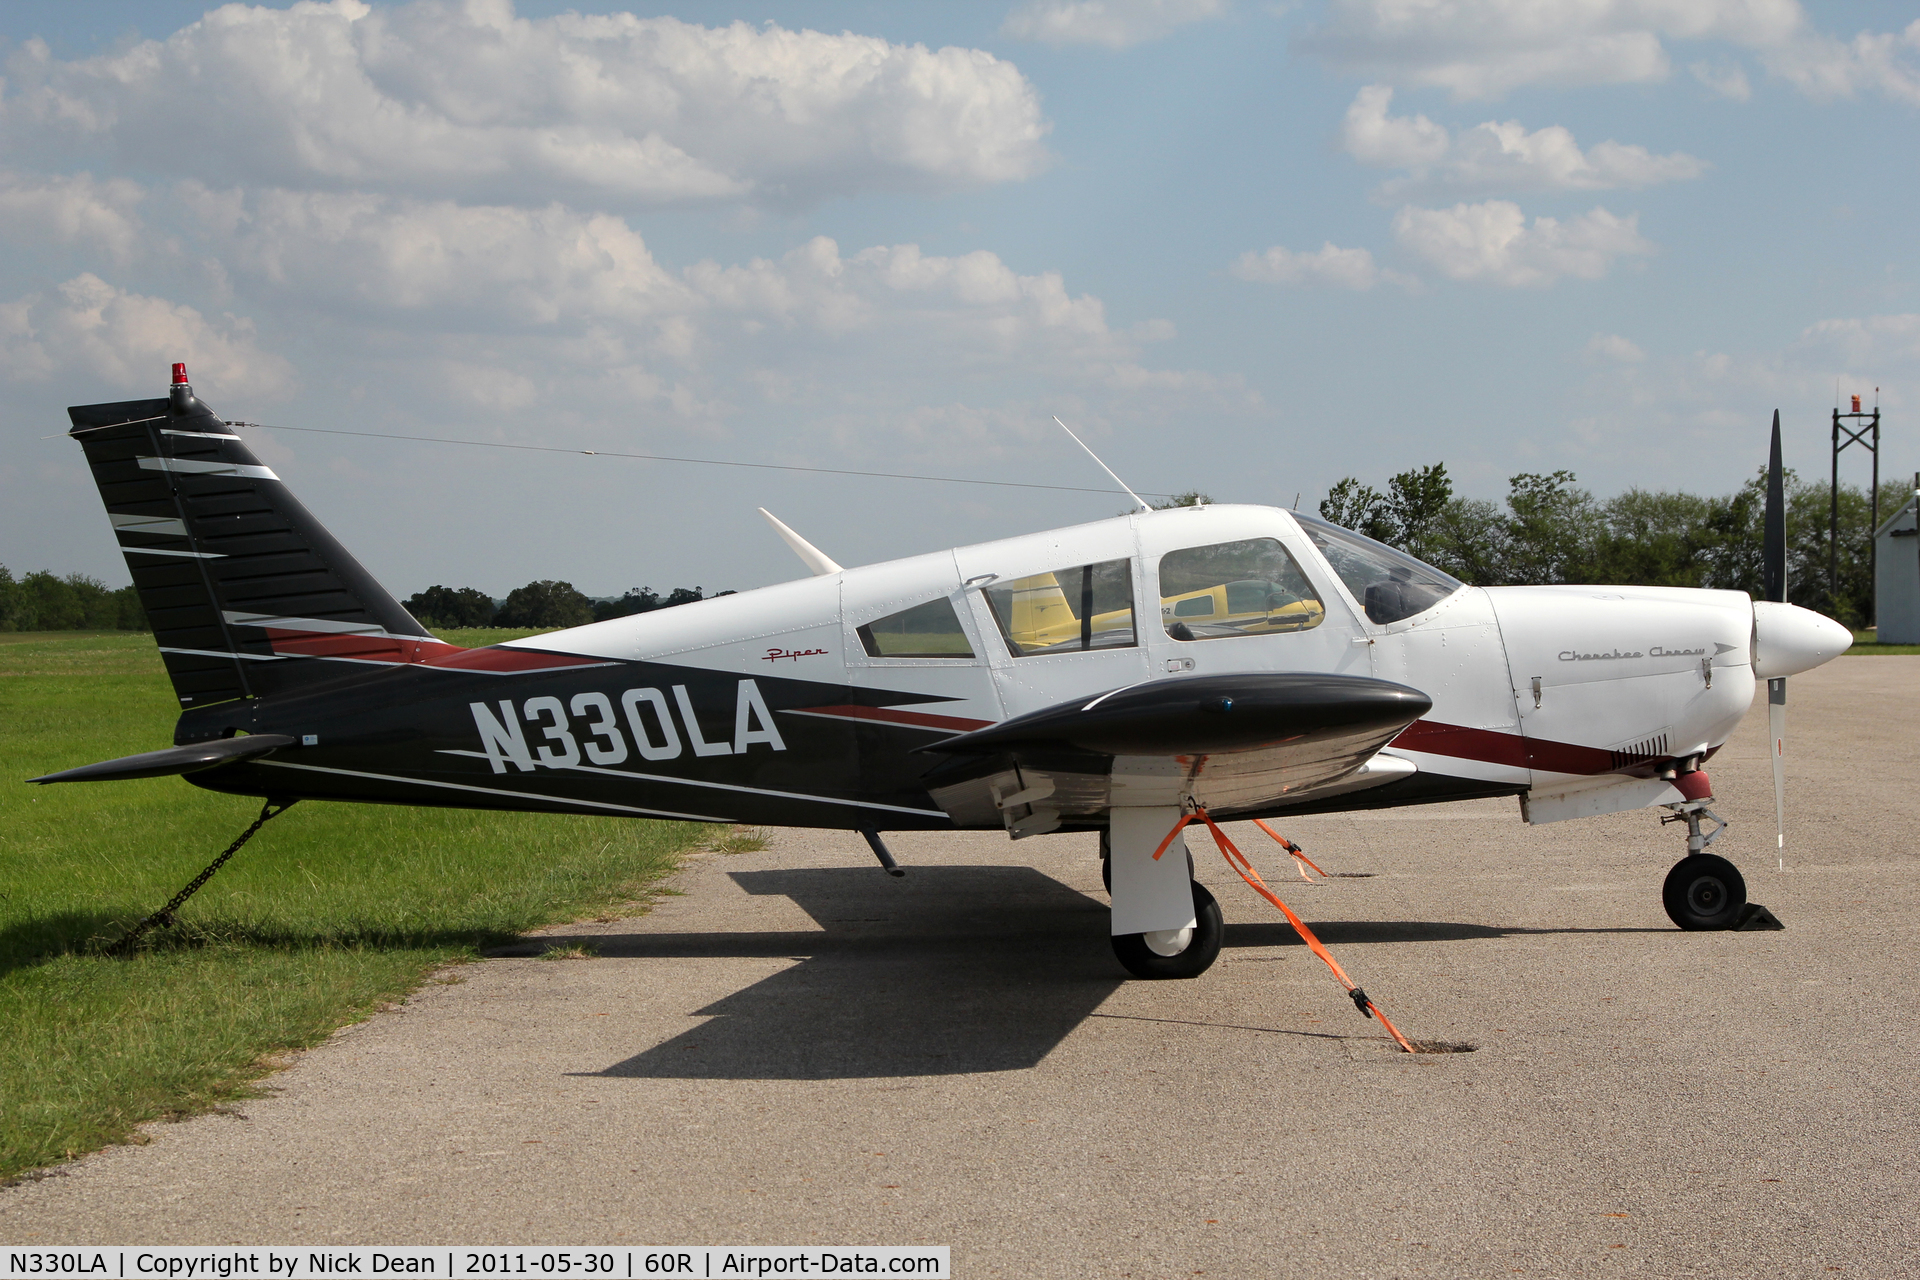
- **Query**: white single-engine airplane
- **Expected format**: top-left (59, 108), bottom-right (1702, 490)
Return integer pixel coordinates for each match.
top-left (41, 366), bottom-right (1850, 1001)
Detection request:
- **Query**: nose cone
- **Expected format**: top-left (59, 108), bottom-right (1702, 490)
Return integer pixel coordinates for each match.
top-left (1752, 601), bottom-right (1852, 678)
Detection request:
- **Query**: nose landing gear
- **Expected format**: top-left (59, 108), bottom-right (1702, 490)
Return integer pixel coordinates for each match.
top-left (1659, 799), bottom-right (1748, 930)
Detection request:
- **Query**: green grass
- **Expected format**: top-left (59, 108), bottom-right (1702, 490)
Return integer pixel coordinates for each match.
top-left (427, 626), bottom-right (557, 648)
top-left (0, 631), bottom-right (703, 1180)
top-left (1846, 629), bottom-right (1920, 655)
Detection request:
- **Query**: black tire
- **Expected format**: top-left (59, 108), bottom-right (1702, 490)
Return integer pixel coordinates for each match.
top-left (1663, 854), bottom-right (1747, 931)
top-left (1112, 881), bottom-right (1224, 979)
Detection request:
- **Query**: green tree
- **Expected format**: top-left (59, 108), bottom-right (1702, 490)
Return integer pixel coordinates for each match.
top-left (1428, 497), bottom-right (1506, 585)
top-left (404, 585), bottom-right (497, 629)
top-left (1502, 470), bottom-right (1594, 585)
top-left (1385, 463), bottom-right (1453, 564)
top-left (1319, 478), bottom-right (1393, 542)
top-left (593, 587), bottom-right (663, 622)
top-left (494, 580), bottom-right (595, 629)
top-left (1590, 489), bottom-right (1715, 588)
top-left (15, 572), bottom-right (84, 630)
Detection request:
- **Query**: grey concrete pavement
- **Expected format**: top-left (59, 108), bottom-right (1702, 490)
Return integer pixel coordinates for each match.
top-left (5, 659), bottom-right (1918, 1277)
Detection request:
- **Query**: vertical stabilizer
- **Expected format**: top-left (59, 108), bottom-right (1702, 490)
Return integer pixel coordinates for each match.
top-left (68, 366), bottom-right (434, 709)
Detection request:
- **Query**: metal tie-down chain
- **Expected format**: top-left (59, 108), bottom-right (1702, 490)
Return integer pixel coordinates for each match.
top-left (102, 798), bottom-right (297, 957)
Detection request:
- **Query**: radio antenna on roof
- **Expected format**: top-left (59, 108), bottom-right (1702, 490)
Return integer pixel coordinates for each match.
top-left (1054, 415), bottom-right (1149, 512)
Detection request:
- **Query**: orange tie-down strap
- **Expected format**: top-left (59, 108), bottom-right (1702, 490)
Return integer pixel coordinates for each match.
top-left (1253, 818), bottom-right (1326, 880)
top-left (1157, 805), bottom-right (1416, 1053)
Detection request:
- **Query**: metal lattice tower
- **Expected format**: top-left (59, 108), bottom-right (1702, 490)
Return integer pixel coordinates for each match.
top-left (1831, 395), bottom-right (1880, 624)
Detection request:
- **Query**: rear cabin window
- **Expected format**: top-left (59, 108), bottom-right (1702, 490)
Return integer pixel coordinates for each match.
top-left (857, 597), bottom-right (975, 658)
top-left (1158, 538), bottom-right (1325, 642)
top-left (985, 559), bottom-right (1136, 657)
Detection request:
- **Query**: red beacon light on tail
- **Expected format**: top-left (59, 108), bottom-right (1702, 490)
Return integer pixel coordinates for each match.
top-left (168, 361), bottom-right (196, 411)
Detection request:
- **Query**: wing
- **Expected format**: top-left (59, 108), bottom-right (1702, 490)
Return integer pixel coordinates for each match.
top-left (914, 672), bottom-right (1430, 835)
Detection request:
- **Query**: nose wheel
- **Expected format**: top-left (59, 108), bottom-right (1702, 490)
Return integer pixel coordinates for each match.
top-left (1660, 800), bottom-right (1747, 930)
top-left (1663, 853), bottom-right (1747, 930)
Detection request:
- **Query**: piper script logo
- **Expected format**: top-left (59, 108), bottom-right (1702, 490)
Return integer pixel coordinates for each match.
top-left (469, 679), bottom-right (785, 773)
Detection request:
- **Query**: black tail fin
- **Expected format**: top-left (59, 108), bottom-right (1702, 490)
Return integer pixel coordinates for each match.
top-left (68, 365), bottom-right (435, 710)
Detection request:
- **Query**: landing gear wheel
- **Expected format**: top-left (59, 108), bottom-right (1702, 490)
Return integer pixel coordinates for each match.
top-left (1112, 881), bottom-right (1224, 979)
top-left (1663, 854), bottom-right (1747, 931)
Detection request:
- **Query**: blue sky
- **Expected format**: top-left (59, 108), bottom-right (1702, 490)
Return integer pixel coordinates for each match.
top-left (3, 0), bottom-right (1916, 598)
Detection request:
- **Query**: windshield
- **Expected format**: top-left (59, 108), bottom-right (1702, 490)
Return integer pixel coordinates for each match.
top-left (1291, 511), bottom-right (1463, 625)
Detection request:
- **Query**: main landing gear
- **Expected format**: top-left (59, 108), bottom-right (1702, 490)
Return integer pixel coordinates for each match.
top-left (1100, 823), bottom-right (1220, 979)
top-left (1660, 795), bottom-right (1747, 931)
top-left (1112, 881), bottom-right (1224, 979)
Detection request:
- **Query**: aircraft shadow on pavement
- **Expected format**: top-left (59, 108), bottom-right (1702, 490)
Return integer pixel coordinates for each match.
top-left (1220, 919), bottom-right (1667, 947)
top-left (576, 866), bottom-right (1624, 1082)
top-left (590, 865), bottom-right (1119, 1081)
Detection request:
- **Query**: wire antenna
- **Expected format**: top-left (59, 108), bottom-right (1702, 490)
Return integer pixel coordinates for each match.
top-left (1053, 415), bottom-right (1148, 512)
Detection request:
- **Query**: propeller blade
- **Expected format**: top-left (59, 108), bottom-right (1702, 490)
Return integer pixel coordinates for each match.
top-left (1769, 677), bottom-right (1787, 854)
top-left (1763, 412), bottom-right (1788, 861)
top-left (1763, 409), bottom-right (1786, 604)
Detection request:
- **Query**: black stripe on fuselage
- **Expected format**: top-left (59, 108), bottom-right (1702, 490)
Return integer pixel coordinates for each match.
top-left (182, 654), bottom-right (972, 829)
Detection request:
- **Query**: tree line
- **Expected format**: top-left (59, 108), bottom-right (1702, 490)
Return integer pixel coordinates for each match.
top-left (5, 466), bottom-right (1901, 633)
top-left (1318, 463), bottom-right (1903, 628)
top-left (0, 568), bottom-right (725, 634)
top-left (0, 567), bottom-right (146, 631)
top-left (405, 581), bottom-right (733, 630)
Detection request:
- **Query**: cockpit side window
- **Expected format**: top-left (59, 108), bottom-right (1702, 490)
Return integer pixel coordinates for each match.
top-left (857, 596), bottom-right (975, 658)
top-left (1292, 511), bottom-right (1463, 625)
top-left (1157, 538), bottom-right (1325, 642)
top-left (984, 559), bottom-right (1136, 657)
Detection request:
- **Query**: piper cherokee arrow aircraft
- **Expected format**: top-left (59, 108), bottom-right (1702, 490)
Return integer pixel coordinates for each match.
top-left (39, 365), bottom-right (1851, 988)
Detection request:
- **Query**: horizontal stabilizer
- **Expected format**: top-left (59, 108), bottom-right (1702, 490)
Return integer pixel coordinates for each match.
top-left (917, 672), bottom-right (1430, 758)
top-left (30, 734), bottom-right (295, 784)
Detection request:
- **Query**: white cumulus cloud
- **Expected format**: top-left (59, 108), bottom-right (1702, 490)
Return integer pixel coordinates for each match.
top-left (1228, 241), bottom-right (1413, 290)
top-left (1301, 0), bottom-right (1805, 99)
top-left (1689, 60), bottom-right (1754, 100)
top-left (1797, 313), bottom-right (1920, 367)
top-left (0, 0), bottom-right (1051, 210)
top-left (1586, 332), bottom-right (1647, 362)
top-left (1342, 86), bottom-right (1706, 199)
top-left (1001, 0), bottom-right (1227, 48)
top-left (198, 189), bottom-right (696, 331)
top-left (1761, 19), bottom-right (1920, 106)
top-left (1391, 200), bottom-right (1654, 286)
top-left (0, 273), bottom-right (293, 397)
top-left (150, 182), bottom-right (1218, 429)
top-left (0, 170), bottom-right (146, 264)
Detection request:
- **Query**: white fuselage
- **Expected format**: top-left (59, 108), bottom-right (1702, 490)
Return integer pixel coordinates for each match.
top-left (504, 503), bottom-right (1845, 829)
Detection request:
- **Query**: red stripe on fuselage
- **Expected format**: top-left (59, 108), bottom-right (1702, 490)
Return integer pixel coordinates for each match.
top-left (261, 629), bottom-right (609, 672)
top-left (1391, 719), bottom-right (1618, 775)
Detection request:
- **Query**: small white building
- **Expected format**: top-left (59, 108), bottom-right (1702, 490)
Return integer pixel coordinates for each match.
top-left (1875, 492), bottom-right (1920, 643)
